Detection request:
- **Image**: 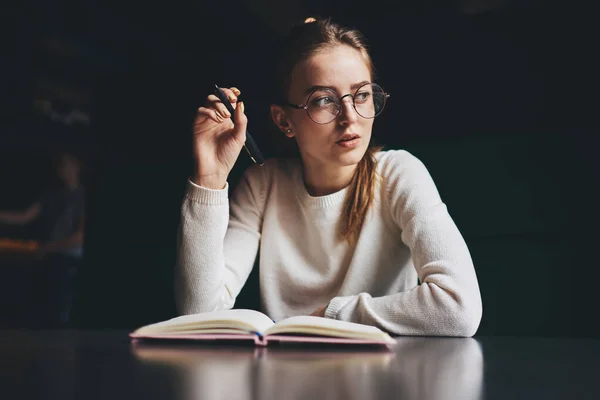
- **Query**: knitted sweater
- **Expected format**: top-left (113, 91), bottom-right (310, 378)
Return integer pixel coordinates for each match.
top-left (175, 149), bottom-right (483, 336)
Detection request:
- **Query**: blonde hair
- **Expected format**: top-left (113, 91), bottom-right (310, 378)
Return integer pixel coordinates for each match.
top-left (275, 18), bottom-right (383, 246)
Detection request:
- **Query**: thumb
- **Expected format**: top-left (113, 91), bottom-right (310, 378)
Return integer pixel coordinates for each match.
top-left (232, 101), bottom-right (247, 143)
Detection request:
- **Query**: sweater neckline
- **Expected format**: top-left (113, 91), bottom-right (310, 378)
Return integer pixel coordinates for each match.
top-left (292, 160), bottom-right (350, 209)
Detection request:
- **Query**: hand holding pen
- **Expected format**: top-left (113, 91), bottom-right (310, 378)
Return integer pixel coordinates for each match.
top-left (213, 85), bottom-right (264, 166)
top-left (192, 85), bottom-right (263, 190)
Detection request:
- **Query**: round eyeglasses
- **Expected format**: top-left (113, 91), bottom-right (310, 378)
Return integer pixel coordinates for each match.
top-left (282, 83), bottom-right (390, 125)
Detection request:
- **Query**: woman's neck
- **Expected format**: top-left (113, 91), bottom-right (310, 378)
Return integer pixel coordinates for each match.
top-left (302, 162), bottom-right (357, 197)
top-left (63, 179), bottom-right (81, 192)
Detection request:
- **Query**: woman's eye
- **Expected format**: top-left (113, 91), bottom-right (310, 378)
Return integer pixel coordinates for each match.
top-left (355, 92), bottom-right (371, 102)
top-left (313, 97), bottom-right (336, 107)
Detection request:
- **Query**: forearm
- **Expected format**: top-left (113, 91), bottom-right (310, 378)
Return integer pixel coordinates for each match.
top-left (326, 206), bottom-right (482, 337)
top-left (175, 182), bottom-right (231, 314)
top-left (325, 282), bottom-right (481, 337)
top-left (0, 211), bottom-right (27, 225)
top-left (175, 180), bottom-right (260, 315)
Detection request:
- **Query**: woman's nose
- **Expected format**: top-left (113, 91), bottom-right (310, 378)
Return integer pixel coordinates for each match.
top-left (337, 97), bottom-right (358, 124)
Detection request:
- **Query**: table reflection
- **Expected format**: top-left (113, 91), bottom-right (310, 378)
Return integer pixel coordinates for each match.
top-left (131, 338), bottom-right (483, 400)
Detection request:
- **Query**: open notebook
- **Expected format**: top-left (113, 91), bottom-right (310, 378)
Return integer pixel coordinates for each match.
top-left (130, 309), bottom-right (395, 347)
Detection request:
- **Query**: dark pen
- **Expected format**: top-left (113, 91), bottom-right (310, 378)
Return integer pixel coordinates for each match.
top-left (214, 84), bottom-right (265, 166)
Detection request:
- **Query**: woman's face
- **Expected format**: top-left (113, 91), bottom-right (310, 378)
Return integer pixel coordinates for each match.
top-left (276, 45), bottom-right (374, 170)
top-left (56, 154), bottom-right (80, 182)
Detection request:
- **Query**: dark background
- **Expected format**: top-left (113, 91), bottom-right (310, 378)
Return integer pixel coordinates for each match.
top-left (1, 0), bottom-right (598, 336)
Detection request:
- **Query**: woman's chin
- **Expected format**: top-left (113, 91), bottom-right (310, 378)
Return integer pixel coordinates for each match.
top-left (334, 146), bottom-right (369, 166)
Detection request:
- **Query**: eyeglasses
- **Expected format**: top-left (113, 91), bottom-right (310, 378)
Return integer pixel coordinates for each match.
top-left (282, 83), bottom-right (390, 125)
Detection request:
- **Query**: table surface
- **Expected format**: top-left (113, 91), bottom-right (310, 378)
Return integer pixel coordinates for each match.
top-left (1, 330), bottom-right (599, 400)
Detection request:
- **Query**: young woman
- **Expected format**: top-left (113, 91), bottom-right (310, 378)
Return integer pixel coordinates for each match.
top-left (176, 18), bottom-right (482, 337)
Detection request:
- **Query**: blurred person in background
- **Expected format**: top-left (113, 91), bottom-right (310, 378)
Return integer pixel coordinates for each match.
top-left (0, 151), bottom-right (85, 327)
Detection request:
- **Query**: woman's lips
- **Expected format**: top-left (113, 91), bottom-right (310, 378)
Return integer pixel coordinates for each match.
top-left (336, 137), bottom-right (360, 148)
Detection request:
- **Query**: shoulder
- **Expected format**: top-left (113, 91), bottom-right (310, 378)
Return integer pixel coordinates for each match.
top-left (240, 157), bottom-right (298, 186)
top-left (375, 149), bottom-right (430, 182)
top-left (39, 189), bottom-right (61, 206)
top-left (233, 157), bottom-right (298, 204)
top-left (374, 149), bottom-right (440, 205)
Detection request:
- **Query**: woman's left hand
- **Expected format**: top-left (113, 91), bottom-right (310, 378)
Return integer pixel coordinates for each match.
top-left (310, 304), bottom-right (328, 317)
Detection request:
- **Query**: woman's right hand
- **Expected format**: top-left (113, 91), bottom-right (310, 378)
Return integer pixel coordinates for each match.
top-left (192, 86), bottom-right (247, 189)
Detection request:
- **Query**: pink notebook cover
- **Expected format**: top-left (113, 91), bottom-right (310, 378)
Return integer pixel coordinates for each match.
top-left (129, 332), bottom-right (393, 347)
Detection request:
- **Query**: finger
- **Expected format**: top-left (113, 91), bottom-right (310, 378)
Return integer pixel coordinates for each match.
top-left (220, 88), bottom-right (238, 103)
top-left (206, 94), bottom-right (220, 103)
top-left (205, 95), bottom-right (232, 119)
top-left (207, 91), bottom-right (238, 105)
top-left (229, 87), bottom-right (241, 96)
top-left (231, 101), bottom-right (247, 142)
top-left (196, 106), bottom-right (223, 124)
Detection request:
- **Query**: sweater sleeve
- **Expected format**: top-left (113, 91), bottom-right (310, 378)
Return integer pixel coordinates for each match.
top-left (174, 163), bottom-right (266, 314)
top-left (325, 151), bottom-right (483, 337)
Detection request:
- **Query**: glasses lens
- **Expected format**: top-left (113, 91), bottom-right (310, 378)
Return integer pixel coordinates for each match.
top-left (305, 84), bottom-right (387, 124)
top-left (354, 83), bottom-right (386, 119)
top-left (307, 89), bottom-right (340, 124)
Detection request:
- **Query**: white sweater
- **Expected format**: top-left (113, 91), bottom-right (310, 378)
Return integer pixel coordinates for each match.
top-left (176, 150), bottom-right (483, 337)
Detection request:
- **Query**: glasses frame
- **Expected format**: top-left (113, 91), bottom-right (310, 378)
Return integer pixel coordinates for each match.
top-left (282, 82), bottom-right (391, 125)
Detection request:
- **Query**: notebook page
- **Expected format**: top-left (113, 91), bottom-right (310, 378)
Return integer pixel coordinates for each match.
top-left (133, 309), bottom-right (274, 335)
top-left (264, 316), bottom-right (394, 342)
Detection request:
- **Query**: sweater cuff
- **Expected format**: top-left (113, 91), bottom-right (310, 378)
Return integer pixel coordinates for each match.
top-left (324, 295), bottom-right (356, 320)
top-left (186, 178), bottom-right (229, 205)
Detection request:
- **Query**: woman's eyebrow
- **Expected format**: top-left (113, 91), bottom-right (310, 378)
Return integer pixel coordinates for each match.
top-left (350, 80), bottom-right (371, 90)
top-left (303, 81), bottom-right (371, 95)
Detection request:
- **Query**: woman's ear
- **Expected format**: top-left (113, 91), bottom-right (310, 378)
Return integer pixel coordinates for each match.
top-left (270, 105), bottom-right (294, 138)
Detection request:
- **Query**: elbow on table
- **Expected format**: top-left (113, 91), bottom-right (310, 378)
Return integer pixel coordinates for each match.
top-left (176, 296), bottom-right (232, 316)
top-left (450, 294), bottom-right (483, 337)
top-left (174, 283), bottom-right (236, 316)
top-left (175, 291), bottom-right (203, 315)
